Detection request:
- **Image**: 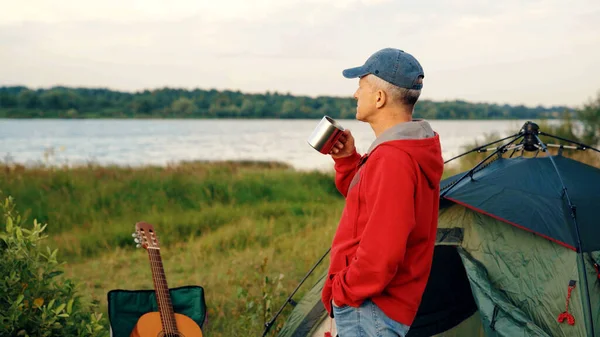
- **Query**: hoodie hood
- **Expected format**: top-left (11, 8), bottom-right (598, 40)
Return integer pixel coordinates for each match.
top-left (368, 119), bottom-right (444, 188)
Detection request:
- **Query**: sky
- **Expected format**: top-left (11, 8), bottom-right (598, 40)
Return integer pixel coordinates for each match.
top-left (1, 0), bottom-right (599, 108)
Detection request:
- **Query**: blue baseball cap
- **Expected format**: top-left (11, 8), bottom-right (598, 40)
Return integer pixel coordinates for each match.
top-left (342, 48), bottom-right (424, 90)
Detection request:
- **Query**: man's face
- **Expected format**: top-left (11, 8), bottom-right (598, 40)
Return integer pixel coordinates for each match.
top-left (354, 76), bottom-right (378, 122)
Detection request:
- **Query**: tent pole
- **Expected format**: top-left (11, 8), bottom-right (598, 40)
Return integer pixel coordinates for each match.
top-left (261, 247), bottom-right (330, 337)
top-left (534, 134), bottom-right (596, 337)
top-left (538, 131), bottom-right (600, 154)
top-left (441, 134), bottom-right (523, 198)
top-left (509, 138), bottom-right (525, 158)
top-left (444, 133), bottom-right (522, 164)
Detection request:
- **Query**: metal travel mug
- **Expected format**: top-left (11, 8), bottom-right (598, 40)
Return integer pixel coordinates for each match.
top-left (307, 116), bottom-right (345, 154)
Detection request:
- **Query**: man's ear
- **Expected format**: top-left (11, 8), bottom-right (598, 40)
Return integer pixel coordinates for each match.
top-left (375, 90), bottom-right (386, 109)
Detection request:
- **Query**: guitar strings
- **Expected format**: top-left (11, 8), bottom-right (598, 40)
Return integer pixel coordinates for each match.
top-left (158, 249), bottom-right (177, 335)
top-left (149, 247), bottom-right (168, 334)
top-left (152, 248), bottom-right (174, 335)
top-left (150, 246), bottom-right (175, 335)
top-left (155, 248), bottom-right (176, 336)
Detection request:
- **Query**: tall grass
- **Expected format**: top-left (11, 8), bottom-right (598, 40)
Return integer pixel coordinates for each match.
top-left (62, 200), bottom-right (341, 336)
top-left (0, 161), bottom-right (342, 260)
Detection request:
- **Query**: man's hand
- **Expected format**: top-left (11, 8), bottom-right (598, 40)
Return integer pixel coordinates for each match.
top-left (330, 129), bottom-right (356, 159)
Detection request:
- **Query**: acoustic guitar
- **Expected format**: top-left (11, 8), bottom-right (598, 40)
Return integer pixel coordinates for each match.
top-left (130, 221), bottom-right (203, 337)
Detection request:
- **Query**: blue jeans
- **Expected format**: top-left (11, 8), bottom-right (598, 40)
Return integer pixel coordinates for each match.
top-left (333, 299), bottom-right (410, 337)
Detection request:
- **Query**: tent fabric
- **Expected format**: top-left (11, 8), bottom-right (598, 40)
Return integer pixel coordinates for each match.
top-left (441, 156), bottom-right (600, 252)
top-left (458, 249), bottom-right (552, 337)
top-left (428, 311), bottom-right (485, 337)
top-left (277, 274), bottom-right (329, 337)
top-left (439, 204), bottom-right (597, 337)
top-left (588, 250), bottom-right (600, 335)
top-left (435, 227), bottom-right (464, 245)
top-left (107, 285), bottom-right (206, 337)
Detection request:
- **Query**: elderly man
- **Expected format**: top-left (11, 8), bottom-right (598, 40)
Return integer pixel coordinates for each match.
top-left (321, 48), bottom-right (444, 337)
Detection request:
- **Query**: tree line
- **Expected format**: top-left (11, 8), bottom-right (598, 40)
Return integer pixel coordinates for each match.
top-left (0, 85), bottom-right (573, 120)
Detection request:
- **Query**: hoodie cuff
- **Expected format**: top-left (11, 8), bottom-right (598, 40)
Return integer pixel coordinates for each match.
top-left (333, 150), bottom-right (361, 172)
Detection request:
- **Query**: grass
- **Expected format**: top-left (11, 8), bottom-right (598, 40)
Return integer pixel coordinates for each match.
top-left (1, 160), bottom-right (341, 261)
top-left (61, 196), bottom-right (342, 336)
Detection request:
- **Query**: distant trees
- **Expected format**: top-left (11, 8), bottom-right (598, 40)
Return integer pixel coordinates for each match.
top-left (578, 90), bottom-right (600, 146)
top-left (0, 85), bottom-right (574, 120)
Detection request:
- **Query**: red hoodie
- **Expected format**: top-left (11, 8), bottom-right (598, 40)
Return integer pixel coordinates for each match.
top-left (321, 120), bottom-right (444, 326)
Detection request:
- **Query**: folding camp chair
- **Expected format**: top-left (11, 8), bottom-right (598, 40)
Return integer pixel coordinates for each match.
top-left (107, 285), bottom-right (207, 337)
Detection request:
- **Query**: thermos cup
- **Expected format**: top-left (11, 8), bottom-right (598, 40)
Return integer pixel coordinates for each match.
top-left (307, 116), bottom-right (345, 154)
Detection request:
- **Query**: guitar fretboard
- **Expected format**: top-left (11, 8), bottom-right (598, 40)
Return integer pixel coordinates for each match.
top-left (148, 248), bottom-right (179, 334)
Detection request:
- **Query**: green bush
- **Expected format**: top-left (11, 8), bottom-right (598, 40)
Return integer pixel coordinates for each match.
top-left (0, 196), bottom-right (108, 337)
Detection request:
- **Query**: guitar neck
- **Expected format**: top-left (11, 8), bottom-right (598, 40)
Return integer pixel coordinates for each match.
top-left (148, 248), bottom-right (178, 334)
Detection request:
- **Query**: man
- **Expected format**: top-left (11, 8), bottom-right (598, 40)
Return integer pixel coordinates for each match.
top-left (321, 48), bottom-right (444, 337)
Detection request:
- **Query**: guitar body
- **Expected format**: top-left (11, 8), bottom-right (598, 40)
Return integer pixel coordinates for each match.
top-left (130, 311), bottom-right (203, 337)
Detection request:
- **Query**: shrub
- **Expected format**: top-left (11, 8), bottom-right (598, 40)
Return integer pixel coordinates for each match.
top-left (0, 195), bottom-right (108, 337)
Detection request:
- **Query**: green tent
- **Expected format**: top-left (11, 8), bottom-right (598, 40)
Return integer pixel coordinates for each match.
top-left (274, 122), bottom-right (600, 337)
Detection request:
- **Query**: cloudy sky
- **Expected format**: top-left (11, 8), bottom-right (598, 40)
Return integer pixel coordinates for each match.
top-left (1, 0), bottom-right (599, 107)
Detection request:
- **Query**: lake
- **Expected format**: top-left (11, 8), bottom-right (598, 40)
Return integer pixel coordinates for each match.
top-left (0, 118), bottom-right (542, 171)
